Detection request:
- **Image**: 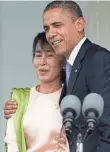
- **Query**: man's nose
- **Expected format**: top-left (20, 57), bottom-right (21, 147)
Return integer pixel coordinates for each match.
top-left (46, 27), bottom-right (57, 40)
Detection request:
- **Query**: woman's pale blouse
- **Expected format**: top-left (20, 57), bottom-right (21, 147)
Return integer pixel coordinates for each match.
top-left (4, 86), bottom-right (69, 152)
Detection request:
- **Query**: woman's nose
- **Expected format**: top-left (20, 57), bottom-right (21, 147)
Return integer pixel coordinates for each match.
top-left (40, 54), bottom-right (46, 65)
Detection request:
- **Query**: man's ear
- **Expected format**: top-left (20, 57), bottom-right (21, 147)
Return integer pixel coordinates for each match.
top-left (75, 17), bottom-right (85, 32)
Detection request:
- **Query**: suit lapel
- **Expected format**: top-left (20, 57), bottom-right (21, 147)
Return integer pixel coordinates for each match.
top-left (67, 61), bottom-right (81, 94)
top-left (59, 83), bottom-right (67, 104)
top-left (67, 39), bottom-right (92, 94)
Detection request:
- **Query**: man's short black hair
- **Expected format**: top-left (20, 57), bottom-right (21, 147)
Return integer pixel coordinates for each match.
top-left (44, 1), bottom-right (83, 18)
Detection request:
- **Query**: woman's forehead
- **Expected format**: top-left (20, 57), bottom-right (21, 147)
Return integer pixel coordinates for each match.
top-left (36, 41), bottom-right (54, 53)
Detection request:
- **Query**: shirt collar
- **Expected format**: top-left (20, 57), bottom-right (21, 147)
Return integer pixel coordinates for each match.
top-left (67, 37), bottom-right (86, 66)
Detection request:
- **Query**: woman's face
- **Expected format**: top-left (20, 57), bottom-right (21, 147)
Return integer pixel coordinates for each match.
top-left (33, 42), bottom-right (64, 83)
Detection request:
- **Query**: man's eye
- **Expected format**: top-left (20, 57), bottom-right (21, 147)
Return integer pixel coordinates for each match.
top-left (44, 27), bottom-right (49, 32)
top-left (54, 23), bottom-right (62, 27)
top-left (55, 24), bottom-right (60, 27)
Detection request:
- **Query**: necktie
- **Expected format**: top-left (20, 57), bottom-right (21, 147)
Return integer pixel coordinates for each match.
top-left (66, 61), bottom-right (71, 86)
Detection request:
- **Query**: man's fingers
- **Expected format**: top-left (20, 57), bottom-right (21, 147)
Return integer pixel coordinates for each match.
top-left (4, 101), bottom-right (18, 119)
top-left (5, 101), bottom-right (17, 106)
top-left (4, 109), bottom-right (16, 115)
top-left (4, 104), bottom-right (18, 110)
top-left (4, 114), bottom-right (12, 119)
top-left (4, 101), bottom-right (18, 110)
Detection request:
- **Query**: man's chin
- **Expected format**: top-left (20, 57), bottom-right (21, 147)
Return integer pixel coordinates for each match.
top-left (54, 48), bottom-right (65, 55)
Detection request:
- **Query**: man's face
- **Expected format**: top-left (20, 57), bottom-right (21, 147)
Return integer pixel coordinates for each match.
top-left (43, 8), bottom-right (85, 58)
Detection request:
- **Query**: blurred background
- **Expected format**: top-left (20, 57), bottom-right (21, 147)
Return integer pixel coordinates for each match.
top-left (0, 1), bottom-right (110, 151)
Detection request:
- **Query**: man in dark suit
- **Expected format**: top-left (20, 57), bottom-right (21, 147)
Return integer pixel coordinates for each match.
top-left (4, 1), bottom-right (110, 152)
top-left (43, 1), bottom-right (110, 152)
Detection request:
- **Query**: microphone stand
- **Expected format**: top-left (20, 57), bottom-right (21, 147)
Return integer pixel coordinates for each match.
top-left (75, 123), bottom-right (92, 152)
top-left (76, 132), bottom-right (83, 152)
top-left (64, 124), bottom-right (84, 152)
top-left (75, 120), bottom-right (97, 152)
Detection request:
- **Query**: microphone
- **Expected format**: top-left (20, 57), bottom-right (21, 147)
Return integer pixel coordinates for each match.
top-left (60, 95), bottom-right (81, 136)
top-left (82, 93), bottom-right (104, 131)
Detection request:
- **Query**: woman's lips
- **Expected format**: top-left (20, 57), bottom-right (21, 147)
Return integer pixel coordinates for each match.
top-left (39, 69), bottom-right (48, 75)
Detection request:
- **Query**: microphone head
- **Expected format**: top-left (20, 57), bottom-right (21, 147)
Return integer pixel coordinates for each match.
top-left (60, 95), bottom-right (81, 119)
top-left (82, 93), bottom-right (104, 119)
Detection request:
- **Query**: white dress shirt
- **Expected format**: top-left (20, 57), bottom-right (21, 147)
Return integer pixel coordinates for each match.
top-left (67, 37), bottom-right (86, 66)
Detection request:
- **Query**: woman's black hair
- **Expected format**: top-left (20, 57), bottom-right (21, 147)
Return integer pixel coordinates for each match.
top-left (32, 31), bottom-right (46, 58)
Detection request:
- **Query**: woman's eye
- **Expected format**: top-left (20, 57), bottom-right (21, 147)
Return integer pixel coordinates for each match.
top-left (35, 54), bottom-right (41, 57)
top-left (47, 54), bottom-right (53, 57)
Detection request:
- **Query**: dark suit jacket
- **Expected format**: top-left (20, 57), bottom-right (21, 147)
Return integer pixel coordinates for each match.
top-left (60, 39), bottom-right (110, 152)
